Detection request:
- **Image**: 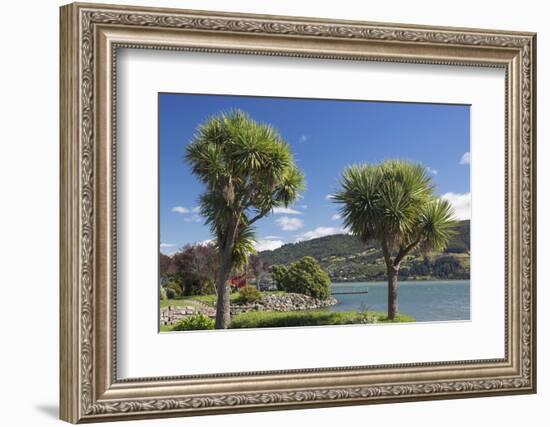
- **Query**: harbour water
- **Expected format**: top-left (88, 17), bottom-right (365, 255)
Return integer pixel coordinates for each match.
top-left (329, 280), bottom-right (470, 322)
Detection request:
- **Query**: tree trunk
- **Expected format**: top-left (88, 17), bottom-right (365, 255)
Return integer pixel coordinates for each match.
top-left (214, 218), bottom-right (241, 329)
top-left (215, 247), bottom-right (233, 329)
top-left (387, 265), bottom-right (399, 320)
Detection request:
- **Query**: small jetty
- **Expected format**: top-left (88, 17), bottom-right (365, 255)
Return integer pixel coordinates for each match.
top-left (331, 290), bottom-right (369, 295)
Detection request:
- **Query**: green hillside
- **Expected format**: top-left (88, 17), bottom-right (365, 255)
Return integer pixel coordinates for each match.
top-left (259, 220), bottom-right (470, 282)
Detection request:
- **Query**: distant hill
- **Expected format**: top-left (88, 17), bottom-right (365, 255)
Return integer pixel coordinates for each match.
top-left (259, 220), bottom-right (470, 282)
top-left (443, 220), bottom-right (470, 253)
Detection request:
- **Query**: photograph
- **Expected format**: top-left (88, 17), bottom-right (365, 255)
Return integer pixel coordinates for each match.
top-left (56, 3), bottom-right (536, 422)
top-left (158, 93), bottom-right (471, 332)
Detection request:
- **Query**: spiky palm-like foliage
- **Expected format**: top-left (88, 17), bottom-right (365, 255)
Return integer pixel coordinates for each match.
top-left (333, 160), bottom-right (457, 319)
top-left (186, 110), bottom-right (305, 328)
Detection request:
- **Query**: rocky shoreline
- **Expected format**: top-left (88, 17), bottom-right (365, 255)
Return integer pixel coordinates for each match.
top-left (160, 293), bottom-right (338, 326)
top-left (230, 293), bottom-right (338, 315)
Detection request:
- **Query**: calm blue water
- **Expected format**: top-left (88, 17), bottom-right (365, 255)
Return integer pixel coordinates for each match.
top-left (329, 280), bottom-right (470, 322)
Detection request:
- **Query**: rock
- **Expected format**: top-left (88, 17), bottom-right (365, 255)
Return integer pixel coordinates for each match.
top-left (161, 293), bottom-right (338, 325)
top-left (226, 293), bottom-right (337, 314)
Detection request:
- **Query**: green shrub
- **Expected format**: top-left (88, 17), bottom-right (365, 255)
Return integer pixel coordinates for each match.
top-left (172, 314), bottom-right (215, 331)
top-left (165, 281), bottom-right (183, 296)
top-left (274, 257), bottom-right (331, 299)
top-left (183, 276), bottom-right (216, 296)
top-left (159, 287), bottom-right (167, 300)
top-left (271, 264), bottom-right (288, 289)
top-left (357, 312), bottom-right (379, 324)
top-left (238, 285), bottom-right (261, 303)
top-left (165, 288), bottom-right (176, 300)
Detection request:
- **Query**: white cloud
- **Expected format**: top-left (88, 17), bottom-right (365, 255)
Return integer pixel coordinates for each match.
top-left (263, 235), bottom-right (281, 240)
top-left (460, 152), bottom-right (471, 165)
top-left (272, 206), bottom-right (302, 215)
top-left (160, 248), bottom-right (177, 256)
top-left (299, 135), bottom-right (309, 143)
top-left (441, 192), bottom-right (471, 220)
top-left (299, 204), bottom-right (308, 209)
top-left (331, 213), bottom-right (341, 221)
top-left (173, 205), bottom-right (203, 222)
top-left (275, 216), bottom-right (304, 231)
top-left (426, 166), bottom-right (438, 175)
top-left (184, 214), bottom-right (202, 223)
top-left (171, 206), bottom-right (189, 214)
top-left (325, 194), bottom-right (334, 201)
top-left (255, 239), bottom-right (285, 252)
top-left (160, 243), bottom-right (175, 248)
top-left (198, 239), bottom-right (214, 246)
top-left (296, 226), bottom-right (345, 242)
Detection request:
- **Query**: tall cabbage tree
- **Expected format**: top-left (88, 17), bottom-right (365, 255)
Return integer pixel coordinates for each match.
top-left (186, 110), bottom-right (305, 328)
top-left (333, 160), bottom-right (457, 320)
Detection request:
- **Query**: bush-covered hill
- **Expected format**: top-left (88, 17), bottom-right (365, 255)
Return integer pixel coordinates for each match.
top-left (259, 220), bottom-right (470, 282)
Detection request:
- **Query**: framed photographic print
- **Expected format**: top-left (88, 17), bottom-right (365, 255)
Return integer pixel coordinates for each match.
top-left (60, 2), bottom-right (537, 423)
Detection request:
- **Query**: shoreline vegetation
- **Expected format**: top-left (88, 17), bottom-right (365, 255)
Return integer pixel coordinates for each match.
top-left (160, 311), bottom-right (414, 332)
top-left (230, 310), bottom-right (414, 328)
top-left (160, 291), bottom-right (415, 332)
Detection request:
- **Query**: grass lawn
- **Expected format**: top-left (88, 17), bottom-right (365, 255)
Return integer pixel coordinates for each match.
top-left (229, 310), bottom-right (414, 329)
top-left (160, 310), bottom-right (413, 332)
top-left (160, 291), bottom-right (414, 331)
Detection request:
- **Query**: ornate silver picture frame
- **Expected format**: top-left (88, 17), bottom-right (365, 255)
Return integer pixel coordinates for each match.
top-left (60, 2), bottom-right (536, 423)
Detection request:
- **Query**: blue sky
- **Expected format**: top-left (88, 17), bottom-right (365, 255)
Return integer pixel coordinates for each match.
top-left (159, 93), bottom-right (470, 254)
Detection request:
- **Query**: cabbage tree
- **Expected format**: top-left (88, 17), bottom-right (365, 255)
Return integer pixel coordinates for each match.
top-left (333, 160), bottom-right (457, 320)
top-left (186, 110), bottom-right (304, 328)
